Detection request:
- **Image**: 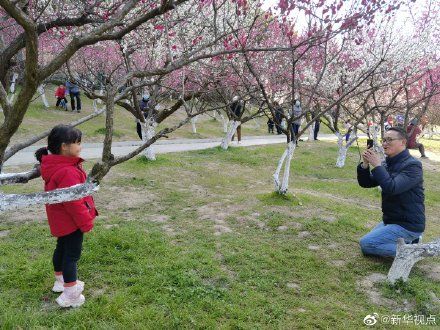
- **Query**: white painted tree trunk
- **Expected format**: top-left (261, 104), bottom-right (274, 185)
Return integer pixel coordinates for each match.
top-left (37, 85), bottom-right (50, 108)
top-left (388, 237), bottom-right (440, 284)
top-left (221, 120), bottom-right (240, 150)
top-left (10, 73), bottom-right (18, 93)
top-left (141, 120), bottom-right (157, 160)
top-left (191, 115), bottom-right (198, 133)
top-left (273, 141), bottom-right (296, 194)
top-left (335, 133), bottom-right (347, 168)
top-left (220, 113), bottom-right (229, 133)
top-left (426, 125), bottom-right (433, 139)
top-left (252, 118), bottom-right (261, 130)
top-left (7, 93), bottom-right (15, 104)
top-left (372, 126), bottom-right (386, 162)
top-left (308, 122), bottom-right (315, 141)
top-left (0, 181), bottom-right (99, 212)
top-left (335, 132), bottom-right (359, 168)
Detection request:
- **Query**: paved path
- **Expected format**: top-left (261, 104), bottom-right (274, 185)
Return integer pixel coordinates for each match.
top-left (4, 133), bottom-right (439, 167)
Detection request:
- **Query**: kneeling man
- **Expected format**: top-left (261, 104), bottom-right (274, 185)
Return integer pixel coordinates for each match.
top-left (357, 127), bottom-right (424, 257)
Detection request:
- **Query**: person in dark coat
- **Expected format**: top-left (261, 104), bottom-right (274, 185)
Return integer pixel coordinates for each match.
top-left (273, 102), bottom-right (284, 135)
top-left (357, 127), bottom-right (425, 257)
top-left (65, 79), bottom-right (81, 112)
top-left (136, 95), bottom-right (151, 140)
top-left (312, 106), bottom-right (320, 140)
top-left (230, 96), bottom-right (244, 143)
top-left (267, 117), bottom-right (274, 134)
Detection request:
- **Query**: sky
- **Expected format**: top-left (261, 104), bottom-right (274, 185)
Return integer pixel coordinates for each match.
top-left (261, 0), bottom-right (426, 37)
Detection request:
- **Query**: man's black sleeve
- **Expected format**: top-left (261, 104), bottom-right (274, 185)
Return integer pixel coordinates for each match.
top-left (357, 163), bottom-right (379, 188)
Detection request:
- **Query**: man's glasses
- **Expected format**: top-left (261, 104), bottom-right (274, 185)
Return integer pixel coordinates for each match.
top-left (381, 137), bottom-right (403, 144)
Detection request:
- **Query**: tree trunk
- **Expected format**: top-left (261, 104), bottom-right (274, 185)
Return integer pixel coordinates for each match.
top-left (191, 115), bottom-right (198, 133)
top-left (37, 85), bottom-right (49, 108)
top-left (371, 125), bottom-right (386, 162)
top-left (221, 120), bottom-right (240, 150)
top-left (274, 141), bottom-right (296, 194)
top-left (10, 73), bottom-right (18, 93)
top-left (335, 132), bottom-right (347, 168)
top-left (220, 113), bottom-right (229, 133)
top-left (335, 131), bottom-right (359, 168)
top-left (308, 122), bottom-right (315, 141)
top-left (141, 120), bottom-right (157, 160)
top-left (387, 238), bottom-right (440, 284)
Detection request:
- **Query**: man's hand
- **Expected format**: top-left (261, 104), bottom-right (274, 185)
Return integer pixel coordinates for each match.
top-left (362, 149), bottom-right (381, 168)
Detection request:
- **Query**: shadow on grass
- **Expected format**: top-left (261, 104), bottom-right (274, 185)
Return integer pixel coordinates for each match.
top-left (257, 192), bottom-right (302, 206)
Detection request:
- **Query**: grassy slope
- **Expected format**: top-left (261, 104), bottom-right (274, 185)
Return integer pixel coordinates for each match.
top-left (1, 139), bottom-right (439, 327)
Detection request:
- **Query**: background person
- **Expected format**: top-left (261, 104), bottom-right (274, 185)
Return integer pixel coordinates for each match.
top-left (406, 118), bottom-right (427, 158)
top-left (231, 96), bottom-right (245, 143)
top-left (291, 99), bottom-right (302, 143)
top-left (136, 95), bottom-right (151, 140)
top-left (66, 79), bottom-right (82, 113)
top-left (55, 84), bottom-right (67, 110)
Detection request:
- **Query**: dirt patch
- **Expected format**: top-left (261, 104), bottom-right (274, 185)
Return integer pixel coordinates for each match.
top-left (329, 260), bottom-right (347, 267)
top-left (418, 262), bottom-right (440, 282)
top-left (144, 214), bottom-right (169, 223)
top-left (103, 224), bottom-right (119, 229)
top-left (96, 185), bottom-right (158, 212)
top-left (0, 230), bottom-right (10, 238)
top-left (320, 215), bottom-right (337, 223)
top-left (286, 282), bottom-right (301, 293)
top-left (89, 288), bottom-right (106, 298)
top-left (298, 231), bottom-right (311, 238)
top-left (196, 202), bottom-right (251, 235)
top-left (308, 245), bottom-right (320, 251)
top-left (0, 205), bottom-right (46, 224)
top-left (214, 225), bottom-right (233, 236)
top-left (357, 273), bottom-right (415, 312)
top-left (161, 224), bottom-right (176, 236)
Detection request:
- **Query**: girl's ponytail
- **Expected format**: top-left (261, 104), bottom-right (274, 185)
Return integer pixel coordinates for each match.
top-left (35, 147), bottom-right (49, 163)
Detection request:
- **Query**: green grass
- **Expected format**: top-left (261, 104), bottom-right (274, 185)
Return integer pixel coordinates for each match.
top-left (0, 141), bottom-right (439, 328)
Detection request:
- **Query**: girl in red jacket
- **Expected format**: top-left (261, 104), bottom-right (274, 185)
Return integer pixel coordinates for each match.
top-left (35, 125), bottom-right (98, 308)
top-left (54, 84), bottom-right (67, 110)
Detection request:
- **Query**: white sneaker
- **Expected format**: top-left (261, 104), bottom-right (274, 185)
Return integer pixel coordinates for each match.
top-left (56, 284), bottom-right (85, 308)
top-left (52, 280), bottom-right (84, 293)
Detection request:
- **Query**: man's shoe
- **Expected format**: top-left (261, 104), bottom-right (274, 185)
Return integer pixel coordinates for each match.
top-left (411, 235), bottom-right (423, 244)
top-left (421, 155), bottom-right (428, 159)
top-left (56, 284), bottom-right (85, 308)
top-left (52, 280), bottom-right (84, 293)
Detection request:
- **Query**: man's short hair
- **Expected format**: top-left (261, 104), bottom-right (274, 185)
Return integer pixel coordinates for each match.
top-left (388, 127), bottom-right (408, 140)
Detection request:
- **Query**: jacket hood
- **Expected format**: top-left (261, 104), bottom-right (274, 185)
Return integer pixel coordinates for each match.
top-left (40, 154), bottom-right (84, 183)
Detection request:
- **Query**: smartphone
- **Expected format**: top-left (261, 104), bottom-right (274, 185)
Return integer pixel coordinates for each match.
top-left (367, 139), bottom-right (374, 149)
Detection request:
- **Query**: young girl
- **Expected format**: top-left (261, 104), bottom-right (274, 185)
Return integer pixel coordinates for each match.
top-left (35, 125), bottom-right (98, 308)
top-left (54, 84), bottom-right (67, 110)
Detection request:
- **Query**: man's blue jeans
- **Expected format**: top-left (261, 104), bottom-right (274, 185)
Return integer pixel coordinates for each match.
top-left (359, 222), bottom-right (422, 257)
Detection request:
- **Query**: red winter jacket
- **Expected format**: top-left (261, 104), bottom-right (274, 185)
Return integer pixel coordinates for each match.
top-left (41, 154), bottom-right (98, 237)
top-left (55, 86), bottom-right (66, 98)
